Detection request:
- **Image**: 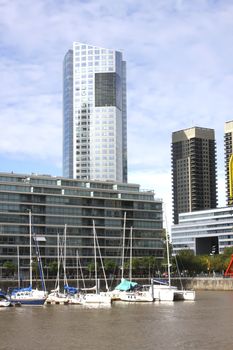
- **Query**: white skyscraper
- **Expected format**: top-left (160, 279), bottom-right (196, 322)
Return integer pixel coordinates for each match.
top-left (63, 42), bottom-right (127, 182)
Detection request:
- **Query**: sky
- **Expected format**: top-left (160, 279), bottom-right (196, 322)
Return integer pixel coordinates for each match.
top-left (1, 0), bottom-right (233, 229)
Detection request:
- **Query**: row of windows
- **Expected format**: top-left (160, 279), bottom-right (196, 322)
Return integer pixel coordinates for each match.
top-left (75, 61), bottom-right (113, 67)
top-left (0, 186), bottom-right (156, 202)
top-left (74, 44), bottom-right (113, 54)
top-left (0, 194), bottom-right (160, 212)
top-left (75, 55), bottom-right (113, 62)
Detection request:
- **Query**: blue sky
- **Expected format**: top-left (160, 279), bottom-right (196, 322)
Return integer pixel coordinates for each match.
top-left (1, 0), bottom-right (233, 227)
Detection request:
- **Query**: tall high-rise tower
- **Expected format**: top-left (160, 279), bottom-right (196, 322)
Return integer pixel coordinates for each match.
top-left (224, 121), bottom-right (233, 205)
top-left (171, 127), bottom-right (217, 224)
top-left (63, 42), bottom-right (127, 182)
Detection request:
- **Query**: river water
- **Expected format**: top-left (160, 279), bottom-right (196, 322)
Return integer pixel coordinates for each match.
top-left (0, 291), bottom-right (233, 350)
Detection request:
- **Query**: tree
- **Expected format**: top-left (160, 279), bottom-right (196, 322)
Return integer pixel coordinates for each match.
top-left (48, 261), bottom-right (58, 276)
top-left (211, 254), bottom-right (225, 273)
top-left (139, 257), bottom-right (157, 277)
top-left (222, 246), bottom-right (233, 257)
top-left (175, 250), bottom-right (196, 276)
top-left (87, 262), bottom-right (95, 278)
top-left (104, 259), bottom-right (118, 275)
top-left (3, 261), bottom-right (16, 277)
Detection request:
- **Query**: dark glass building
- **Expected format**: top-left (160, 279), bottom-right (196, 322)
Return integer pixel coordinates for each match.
top-left (171, 127), bottom-right (217, 224)
top-left (224, 121), bottom-right (233, 205)
top-left (0, 172), bottom-right (163, 282)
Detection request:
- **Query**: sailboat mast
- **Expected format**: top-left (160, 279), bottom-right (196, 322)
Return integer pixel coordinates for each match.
top-left (129, 226), bottom-right (133, 282)
top-left (165, 228), bottom-right (171, 287)
top-left (93, 220), bottom-right (97, 294)
top-left (57, 233), bottom-right (60, 292)
top-left (29, 209), bottom-right (32, 287)
top-left (121, 212), bottom-right (126, 280)
top-left (63, 224), bottom-right (67, 287)
top-left (164, 205), bottom-right (171, 287)
top-left (95, 229), bottom-right (109, 291)
top-left (17, 245), bottom-right (20, 288)
top-left (76, 249), bottom-right (79, 290)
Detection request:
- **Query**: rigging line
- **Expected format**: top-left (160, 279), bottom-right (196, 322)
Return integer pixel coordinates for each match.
top-left (34, 233), bottom-right (46, 292)
top-left (94, 224), bottom-right (109, 291)
top-left (76, 248), bottom-right (86, 289)
top-left (175, 255), bottom-right (184, 290)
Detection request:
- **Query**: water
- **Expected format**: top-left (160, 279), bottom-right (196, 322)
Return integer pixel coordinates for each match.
top-left (1, 291), bottom-right (233, 350)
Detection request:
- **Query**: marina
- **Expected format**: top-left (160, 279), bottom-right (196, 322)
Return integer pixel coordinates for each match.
top-left (0, 291), bottom-right (232, 350)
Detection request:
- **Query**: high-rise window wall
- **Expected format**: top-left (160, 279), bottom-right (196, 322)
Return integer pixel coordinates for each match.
top-left (224, 121), bottom-right (233, 205)
top-left (0, 173), bottom-right (163, 282)
top-left (63, 43), bottom-right (127, 182)
top-left (171, 127), bottom-right (217, 224)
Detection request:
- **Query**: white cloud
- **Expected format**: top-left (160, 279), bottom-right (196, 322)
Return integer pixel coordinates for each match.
top-left (0, 0), bottom-right (232, 227)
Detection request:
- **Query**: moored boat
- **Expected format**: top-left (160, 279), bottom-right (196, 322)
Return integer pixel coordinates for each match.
top-left (80, 222), bottom-right (112, 305)
top-left (80, 291), bottom-right (112, 305)
top-left (9, 287), bottom-right (47, 306)
top-left (0, 291), bottom-right (12, 307)
top-left (9, 210), bottom-right (47, 306)
top-left (120, 285), bottom-right (153, 302)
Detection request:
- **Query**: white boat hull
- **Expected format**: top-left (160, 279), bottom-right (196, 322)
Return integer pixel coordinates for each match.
top-left (174, 290), bottom-right (196, 301)
top-left (46, 291), bottom-right (69, 304)
top-left (152, 285), bottom-right (177, 301)
top-left (120, 291), bottom-right (153, 302)
top-left (104, 290), bottom-right (125, 301)
top-left (81, 293), bottom-right (112, 305)
top-left (0, 300), bottom-right (11, 307)
top-left (10, 289), bottom-right (47, 306)
top-left (68, 295), bottom-right (82, 305)
top-left (152, 285), bottom-right (195, 301)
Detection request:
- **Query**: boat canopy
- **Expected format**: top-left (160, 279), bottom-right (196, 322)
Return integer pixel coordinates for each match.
top-left (114, 279), bottom-right (138, 291)
top-left (64, 285), bottom-right (78, 295)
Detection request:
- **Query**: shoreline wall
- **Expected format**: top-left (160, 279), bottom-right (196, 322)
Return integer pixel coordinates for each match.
top-left (171, 277), bottom-right (233, 291)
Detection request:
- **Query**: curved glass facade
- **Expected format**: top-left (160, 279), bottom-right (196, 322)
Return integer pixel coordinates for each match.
top-left (63, 43), bottom-right (127, 182)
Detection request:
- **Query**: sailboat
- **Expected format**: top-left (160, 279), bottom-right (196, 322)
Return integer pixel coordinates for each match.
top-left (9, 210), bottom-right (47, 306)
top-left (80, 221), bottom-right (111, 305)
top-left (46, 231), bottom-right (69, 305)
top-left (106, 213), bottom-right (138, 301)
top-left (151, 224), bottom-right (195, 301)
top-left (67, 249), bottom-right (83, 305)
top-left (119, 227), bottom-right (154, 302)
top-left (173, 255), bottom-right (196, 301)
top-left (151, 228), bottom-right (178, 301)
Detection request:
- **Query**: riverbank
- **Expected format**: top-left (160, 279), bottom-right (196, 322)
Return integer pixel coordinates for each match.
top-left (177, 277), bottom-right (233, 291)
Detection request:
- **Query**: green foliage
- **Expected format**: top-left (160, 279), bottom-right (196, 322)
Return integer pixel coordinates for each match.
top-left (222, 246), bottom-right (233, 257)
top-left (175, 249), bottom-right (232, 275)
top-left (124, 256), bottom-right (159, 277)
top-left (32, 259), bottom-right (39, 277)
top-left (87, 262), bottom-right (95, 273)
top-left (3, 261), bottom-right (16, 274)
top-left (48, 261), bottom-right (58, 274)
top-left (104, 259), bottom-right (118, 273)
top-left (210, 254), bottom-right (225, 272)
top-left (174, 250), bottom-right (197, 276)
